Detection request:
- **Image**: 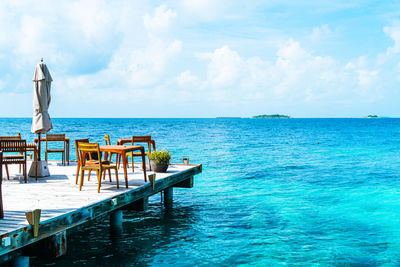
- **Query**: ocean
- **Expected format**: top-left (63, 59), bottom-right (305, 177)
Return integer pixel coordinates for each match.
top-left (1, 118), bottom-right (400, 266)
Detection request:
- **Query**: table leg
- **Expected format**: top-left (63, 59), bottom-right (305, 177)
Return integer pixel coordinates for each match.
top-left (67, 140), bottom-right (70, 166)
top-left (141, 148), bottom-right (147, 182)
top-left (122, 152), bottom-right (128, 188)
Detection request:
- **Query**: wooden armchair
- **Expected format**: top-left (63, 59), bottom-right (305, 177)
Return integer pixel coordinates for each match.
top-left (125, 136), bottom-right (156, 171)
top-left (0, 140), bottom-right (27, 183)
top-left (77, 143), bottom-right (119, 193)
top-left (45, 134), bottom-right (66, 165)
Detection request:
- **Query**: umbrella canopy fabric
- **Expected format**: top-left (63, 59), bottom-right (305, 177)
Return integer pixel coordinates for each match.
top-left (31, 60), bottom-right (53, 134)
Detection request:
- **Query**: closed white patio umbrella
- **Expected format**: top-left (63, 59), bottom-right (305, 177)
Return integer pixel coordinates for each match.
top-left (29, 58), bottom-right (53, 177)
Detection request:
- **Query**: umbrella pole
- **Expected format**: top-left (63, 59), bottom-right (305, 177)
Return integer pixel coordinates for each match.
top-left (29, 133), bottom-right (50, 177)
top-left (38, 133), bottom-right (41, 161)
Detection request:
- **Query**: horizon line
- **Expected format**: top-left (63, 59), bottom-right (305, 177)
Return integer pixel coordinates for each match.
top-left (0, 116), bottom-right (397, 119)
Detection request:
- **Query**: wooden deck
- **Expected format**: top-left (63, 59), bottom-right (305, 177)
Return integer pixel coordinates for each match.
top-left (0, 161), bottom-right (201, 263)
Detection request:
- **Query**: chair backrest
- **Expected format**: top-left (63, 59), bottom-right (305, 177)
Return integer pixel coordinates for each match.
top-left (78, 143), bottom-right (101, 168)
top-left (105, 134), bottom-right (111, 146)
top-left (131, 135), bottom-right (155, 153)
top-left (74, 138), bottom-right (90, 162)
top-left (46, 134), bottom-right (65, 141)
top-left (46, 134), bottom-right (66, 150)
top-left (0, 140), bottom-right (26, 153)
top-left (0, 133), bottom-right (21, 141)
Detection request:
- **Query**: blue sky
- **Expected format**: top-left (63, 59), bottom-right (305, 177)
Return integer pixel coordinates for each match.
top-left (1, 0), bottom-right (400, 118)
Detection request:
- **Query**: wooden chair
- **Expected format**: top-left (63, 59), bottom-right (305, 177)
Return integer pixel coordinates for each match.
top-left (0, 140), bottom-right (27, 183)
top-left (75, 138), bottom-right (105, 184)
top-left (0, 133), bottom-right (23, 173)
top-left (45, 134), bottom-right (66, 166)
top-left (104, 134), bottom-right (118, 164)
top-left (75, 138), bottom-right (91, 184)
top-left (125, 136), bottom-right (156, 171)
top-left (78, 143), bottom-right (119, 193)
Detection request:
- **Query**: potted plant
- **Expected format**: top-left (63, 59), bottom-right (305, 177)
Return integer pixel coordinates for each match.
top-left (148, 150), bottom-right (171, 173)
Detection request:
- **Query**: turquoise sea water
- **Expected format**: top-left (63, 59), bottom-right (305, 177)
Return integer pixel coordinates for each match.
top-left (1, 118), bottom-right (400, 266)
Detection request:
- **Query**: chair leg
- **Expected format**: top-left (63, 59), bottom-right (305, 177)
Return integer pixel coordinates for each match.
top-left (115, 168), bottom-right (119, 189)
top-left (79, 169), bottom-right (85, 191)
top-left (88, 170), bottom-right (91, 181)
top-left (102, 170), bottom-right (106, 180)
top-left (97, 170), bottom-right (101, 193)
top-left (19, 164), bottom-right (21, 174)
top-left (75, 163), bottom-right (80, 185)
top-left (108, 169), bottom-right (111, 182)
top-left (45, 151), bottom-right (48, 162)
top-left (5, 165), bottom-right (9, 180)
top-left (23, 162), bottom-right (27, 183)
top-left (131, 156), bottom-right (134, 173)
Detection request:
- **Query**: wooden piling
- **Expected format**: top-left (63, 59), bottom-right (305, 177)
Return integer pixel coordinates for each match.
top-left (163, 187), bottom-right (173, 208)
top-left (110, 210), bottom-right (123, 229)
top-left (42, 231), bottom-right (67, 258)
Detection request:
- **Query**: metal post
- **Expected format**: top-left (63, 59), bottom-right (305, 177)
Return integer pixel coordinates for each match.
top-left (37, 133), bottom-right (41, 161)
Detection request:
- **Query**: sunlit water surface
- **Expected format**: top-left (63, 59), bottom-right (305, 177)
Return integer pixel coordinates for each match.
top-left (1, 118), bottom-right (400, 266)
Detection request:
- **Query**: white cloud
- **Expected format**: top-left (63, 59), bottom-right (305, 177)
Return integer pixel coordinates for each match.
top-left (179, 0), bottom-right (227, 21)
top-left (143, 4), bottom-right (177, 35)
top-left (184, 39), bottom-right (384, 108)
top-left (309, 24), bottom-right (334, 42)
top-left (67, 0), bottom-right (115, 41)
top-left (203, 46), bottom-right (242, 88)
top-left (15, 16), bottom-right (48, 55)
top-left (177, 70), bottom-right (200, 88)
top-left (0, 2), bottom-right (180, 86)
top-left (357, 70), bottom-right (378, 87)
top-left (384, 20), bottom-right (400, 55)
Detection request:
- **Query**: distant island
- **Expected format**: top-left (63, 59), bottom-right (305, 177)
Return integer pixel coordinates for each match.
top-left (252, 114), bottom-right (290, 119)
top-left (363, 115), bottom-right (379, 118)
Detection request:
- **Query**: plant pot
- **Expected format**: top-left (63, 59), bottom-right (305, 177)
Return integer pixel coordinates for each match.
top-left (150, 159), bottom-right (169, 173)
